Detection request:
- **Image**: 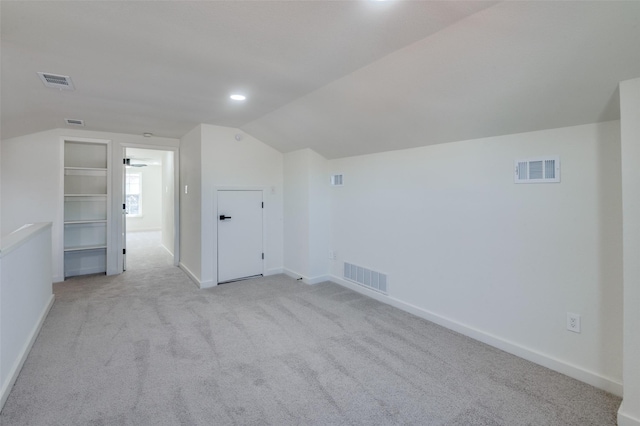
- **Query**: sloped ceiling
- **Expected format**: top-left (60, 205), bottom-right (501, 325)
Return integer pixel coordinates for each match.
top-left (2, 1), bottom-right (640, 159)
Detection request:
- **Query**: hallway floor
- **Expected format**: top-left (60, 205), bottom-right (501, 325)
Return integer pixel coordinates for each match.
top-left (125, 230), bottom-right (173, 271)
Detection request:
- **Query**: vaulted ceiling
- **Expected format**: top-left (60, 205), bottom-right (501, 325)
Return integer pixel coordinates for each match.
top-left (2, 1), bottom-right (640, 159)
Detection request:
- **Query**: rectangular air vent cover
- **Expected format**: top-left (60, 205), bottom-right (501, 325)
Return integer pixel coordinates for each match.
top-left (65, 118), bottom-right (85, 127)
top-left (330, 174), bottom-right (343, 186)
top-left (515, 157), bottom-right (560, 183)
top-left (38, 72), bottom-right (75, 90)
top-left (343, 262), bottom-right (387, 294)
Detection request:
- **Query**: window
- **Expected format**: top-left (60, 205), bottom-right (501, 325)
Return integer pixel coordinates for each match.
top-left (126, 172), bottom-right (142, 216)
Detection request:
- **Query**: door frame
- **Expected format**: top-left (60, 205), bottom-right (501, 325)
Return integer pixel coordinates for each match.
top-left (215, 187), bottom-right (267, 284)
top-left (116, 143), bottom-right (180, 273)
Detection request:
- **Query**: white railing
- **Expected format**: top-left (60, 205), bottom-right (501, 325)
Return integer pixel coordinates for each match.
top-left (0, 222), bottom-right (54, 411)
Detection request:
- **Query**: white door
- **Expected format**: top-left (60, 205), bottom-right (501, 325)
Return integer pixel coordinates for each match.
top-left (217, 190), bottom-right (263, 283)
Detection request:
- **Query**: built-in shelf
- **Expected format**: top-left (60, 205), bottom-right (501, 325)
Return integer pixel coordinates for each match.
top-left (63, 139), bottom-right (111, 278)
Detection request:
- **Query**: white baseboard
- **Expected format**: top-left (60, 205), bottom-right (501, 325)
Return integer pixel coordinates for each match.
top-left (284, 268), bottom-right (330, 285)
top-left (265, 267), bottom-right (283, 276)
top-left (619, 402), bottom-right (640, 426)
top-left (64, 266), bottom-right (106, 278)
top-left (126, 228), bottom-right (161, 232)
top-left (178, 262), bottom-right (202, 288)
top-left (52, 275), bottom-right (64, 284)
top-left (330, 274), bottom-right (623, 397)
top-left (160, 244), bottom-right (174, 257)
top-left (0, 294), bottom-right (55, 412)
top-left (200, 280), bottom-right (215, 289)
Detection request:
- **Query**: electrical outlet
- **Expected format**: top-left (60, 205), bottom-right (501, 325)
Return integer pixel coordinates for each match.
top-left (184, 185), bottom-right (188, 194)
top-left (328, 250), bottom-right (336, 260)
top-left (567, 312), bottom-right (581, 333)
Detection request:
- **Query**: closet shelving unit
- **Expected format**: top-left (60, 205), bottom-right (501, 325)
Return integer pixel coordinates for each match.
top-left (63, 140), bottom-right (111, 278)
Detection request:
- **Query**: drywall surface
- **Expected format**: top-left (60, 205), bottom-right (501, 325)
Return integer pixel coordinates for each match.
top-left (0, 223), bottom-right (53, 411)
top-left (200, 124), bottom-right (283, 287)
top-left (162, 151), bottom-right (175, 255)
top-left (283, 148), bottom-right (330, 282)
top-left (0, 131), bottom-right (61, 279)
top-left (179, 125), bottom-right (202, 283)
top-left (284, 150), bottom-right (310, 277)
top-left (307, 149), bottom-right (330, 279)
top-left (329, 121), bottom-right (623, 393)
top-left (126, 165), bottom-right (162, 232)
top-left (619, 77), bottom-right (640, 426)
top-left (0, 128), bottom-right (179, 281)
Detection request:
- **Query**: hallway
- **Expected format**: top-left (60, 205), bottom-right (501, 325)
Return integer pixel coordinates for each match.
top-left (125, 231), bottom-right (173, 271)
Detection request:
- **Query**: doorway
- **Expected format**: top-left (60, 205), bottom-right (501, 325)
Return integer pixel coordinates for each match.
top-left (123, 147), bottom-right (176, 271)
top-left (217, 190), bottom-right (264, 283)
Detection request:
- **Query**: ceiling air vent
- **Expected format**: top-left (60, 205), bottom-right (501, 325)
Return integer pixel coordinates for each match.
top-left (65, 118), bottom-right (84, 127)
top-left (330, 174), bottom-right (344, 186)
top-left (37, 72), bottom-right (75, 90)
top-left (515, 156), bottom-right (560, 183)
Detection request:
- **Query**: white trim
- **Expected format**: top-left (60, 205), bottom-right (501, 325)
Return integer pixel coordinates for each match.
top-left (265, 267), bottom-right (283, 276)
top-left (330, 274), bottom-right (623, 397)
top-left (60, 137), bottom-right (113, 278)
top-left (0, 295), bottom-right (55, 411)
top-left (178, 262), bottom-right (201, 288)
top-left (284, 268), bottom-right (330, 285)
top-left (0, 223), bottom-right (52, 258)
top-left (618, 402), bottom-right (640, 426)
top-left (200, 280), bottom-right (215, 289)
top-left (118, 144), bottom-right (180, 272)
top-left (160, 244), bottom-right (174, 257)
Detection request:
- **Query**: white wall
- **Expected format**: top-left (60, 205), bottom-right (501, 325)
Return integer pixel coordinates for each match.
top-left (327, 121), bottom-right (623, 394)
top-left (162, 151), bottom-right (175, 254)
top-left (0, 223), bottom-right (54, 410)
top-left (284, 150), bottom-right (311, 278)
top-left (619, 77), bottom-right (640, 426)
top-left (283, 148), bottom-right (330, 283)
top-left (0, 128), bottom-right (179, 282)
top-left (126, 165), bottom-right (162, 232)
top-left (200, 124), bottom-right (283, 288)
top-left (178, 125), bottom-right (202, 283)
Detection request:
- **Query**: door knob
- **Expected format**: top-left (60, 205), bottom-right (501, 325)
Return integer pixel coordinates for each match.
top-left (219, 215), bottom-right (232, 221)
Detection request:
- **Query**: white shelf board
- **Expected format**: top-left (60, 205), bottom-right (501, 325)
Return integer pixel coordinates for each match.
top-left (64, 220), bottom-right (108, 225)
top-left (64, 245), bottom-right (107, 252)
top-left (64, 167), bottom-right (108, 171)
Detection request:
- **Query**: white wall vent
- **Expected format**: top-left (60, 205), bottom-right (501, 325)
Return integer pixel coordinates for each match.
top-left (343, 262), bottom-right (387, 294)
top-left (330, 174), bottom-right (344, 186)
top-left (37, 72), bottom-right (75, 90)
top-left (65, 118), bottom-right (84, 126)
top-left (515, 157), bottom-right (560, 183)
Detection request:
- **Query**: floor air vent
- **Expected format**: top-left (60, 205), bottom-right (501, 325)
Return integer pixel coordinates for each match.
top-left (343, 262), bottom-right (387, 294)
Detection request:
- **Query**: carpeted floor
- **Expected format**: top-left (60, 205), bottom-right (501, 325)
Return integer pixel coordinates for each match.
top-left (125, 230), bottom-right (174, 271)
top-left (0, 240), bottom-right (621, 425)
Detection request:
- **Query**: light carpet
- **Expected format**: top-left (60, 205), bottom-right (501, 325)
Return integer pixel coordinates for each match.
top-left (0, 252), bottom-right (621, 425)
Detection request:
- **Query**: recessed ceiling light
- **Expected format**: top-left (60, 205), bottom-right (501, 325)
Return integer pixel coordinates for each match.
top-left (143, 132), bottom-right (153, 137)
top-left (230, 94), bottom-right (246, 101)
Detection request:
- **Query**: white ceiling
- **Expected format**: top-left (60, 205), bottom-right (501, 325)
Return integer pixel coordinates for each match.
top-left (2, 1), bottom-right (639, 159)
